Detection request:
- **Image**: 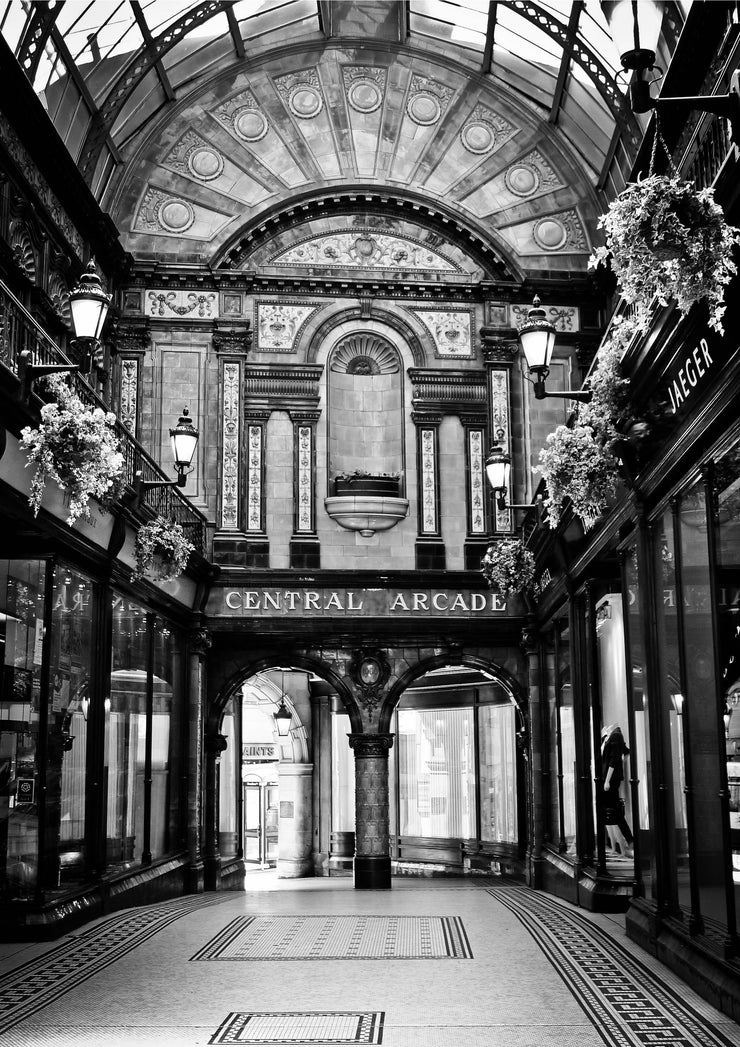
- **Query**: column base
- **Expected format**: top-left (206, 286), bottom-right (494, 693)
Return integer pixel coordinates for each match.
top-left (354, 855), bottom-right (392, 889)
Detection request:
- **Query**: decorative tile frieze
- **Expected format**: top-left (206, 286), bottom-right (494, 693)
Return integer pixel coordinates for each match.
top-left (509, 303), bottom-right (579, 332)
top-left (410, 309), bottom-right (474, 358)
top-left (467, 429), bottom-right (487, 536)
top-left (343, 65), bottom-right (387, 113)
top-left (221, 361), bottom-right (241, 530)
top-left (119, 358), bottom-right (139, 436)
top-left (146, 289), bottom-right (219, 319)
top-left (406, 75), bottom-right (453, 126)
top-left (0, 113), bottom-right (84, 257)
top-left (489, 368), bottom-right (512, 533)
top-left (290, 415), bottom-right (319, 535)
top-left (163, 129), bottom-right (225, 182)
top-left (419, 426), bottom-right (439, 535)
top-left (246, 422), bottom-right (265, 533)
top-left (274, 69), bottom-right (324, 119)
top-left (460, 104), bottom-right (517, 155)
top-left (256, 302), bottom-right (321, 351)
top-left (270, 231), bottom-right (458, 272)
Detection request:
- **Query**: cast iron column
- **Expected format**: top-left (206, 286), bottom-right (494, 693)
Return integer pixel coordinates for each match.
top-left (186, 627), bottom-right (210, 892)
top-left (349, 733), bottom-right (394, 889)
top-left (522, 617), bottom-right (544, 888)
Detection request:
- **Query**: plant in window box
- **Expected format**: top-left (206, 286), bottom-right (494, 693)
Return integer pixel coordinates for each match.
top-left (132, 515), bottom-right (194, 583)
top-left (20, 374), bottom-right (124, 526)
top-left (589, 172), bottom-right (740, 334)
top-left (332, 470), bottom-right (401, 496)
top-left (480, 538), bottom-right (538, 600)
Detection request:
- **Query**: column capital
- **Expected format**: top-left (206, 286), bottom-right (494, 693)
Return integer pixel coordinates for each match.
top-left (348, 733), bottom-right (394, 757)
top-left (188, 627), bottom-right (212, 655)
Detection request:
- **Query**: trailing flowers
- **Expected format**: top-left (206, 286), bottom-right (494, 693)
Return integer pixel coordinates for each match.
top-left (133, 515), bottom-right (194, 583)
top-left (480, 537), bottom-right (538, 600)
top-left (589, 173), bottom-right (740, 334)
top-left (20, 374), bottom-right (124, 526)
top-left (536, 317), bottom-right (634, 530)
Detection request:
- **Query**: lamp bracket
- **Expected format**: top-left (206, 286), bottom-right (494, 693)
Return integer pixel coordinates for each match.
top-left (532, 377), bottom-right (592, 402)
top-left (16, 350), bottom-right (79, 402)
top-left (128, 470), bottom-right (186, 509)
top-left (638, 70), bottom-right (740, 144)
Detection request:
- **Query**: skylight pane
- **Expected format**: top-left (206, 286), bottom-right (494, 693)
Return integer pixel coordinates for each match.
top-left (0, 1), bottom-right (31, 53)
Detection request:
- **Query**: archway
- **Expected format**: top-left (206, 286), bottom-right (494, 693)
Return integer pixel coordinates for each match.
top-left (383, 660), bottom-right (528, 876)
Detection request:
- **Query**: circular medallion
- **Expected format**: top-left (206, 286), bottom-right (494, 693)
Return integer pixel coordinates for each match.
top-left (234, 108), bottom-right (268, 142)
top-left (505, 163), bottom-right (541, 197)
top-left (188, 147), bottom-right (223, 181)
top-left (348, 79), bottom-right (382, 113)
top-left (159, 199), bottom-right (195, 233)
top-left (289, 85), bottom-right (323, 118)
top-left (533, 217), bottom-right (567, 251)
top-left (461, 121), bottom-right (495, 154)
top-left (359, 657), bottom-right (381, 685)
top-left (407, 92), bottom-right (441, 125)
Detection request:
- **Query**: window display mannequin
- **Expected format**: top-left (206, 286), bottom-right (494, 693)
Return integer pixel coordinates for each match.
top-left (599, 723), bottom-right (634, 857)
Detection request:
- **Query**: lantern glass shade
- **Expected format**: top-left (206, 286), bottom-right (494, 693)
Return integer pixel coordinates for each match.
top-left (485, 445), bottom-right (511, 493)
top-left (169, 407), bottom-right (199, 471)
top-left (603, 0), bottom-right (662, 68)
top-left (69, 262), bottom-right (111, 341)
top-left (519, 319), bottom-right (557, 373)
top-left (274, 699), bottom-right (292, 737)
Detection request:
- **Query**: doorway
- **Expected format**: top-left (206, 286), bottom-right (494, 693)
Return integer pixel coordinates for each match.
top-left (244, 779), bottom-right (279, 867)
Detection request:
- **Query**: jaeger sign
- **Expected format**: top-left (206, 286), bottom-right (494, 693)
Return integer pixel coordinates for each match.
top-left (208, 587), bottom-right (509, 618)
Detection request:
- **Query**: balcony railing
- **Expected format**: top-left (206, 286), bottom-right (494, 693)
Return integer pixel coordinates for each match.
top-left (0, 278), bottom-right (208, 556)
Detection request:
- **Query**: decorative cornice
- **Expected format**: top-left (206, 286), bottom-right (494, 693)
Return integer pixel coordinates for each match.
top-left (244, 363), bottom-right (324, 410)
top-left (112, 317), bottom-right (151, 355)
top-left (212, 321), bottom-right (252, 353)
top-left (480, 329), bottom-right (519, 363)
top-left (408, 368), bottom-right (487, 414)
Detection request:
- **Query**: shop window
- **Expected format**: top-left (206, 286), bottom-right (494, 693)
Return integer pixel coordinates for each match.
top-left (624, 540), bottom-right (658, 896)
top-left (150, 620), bottom-right (183, 861)
top-left (479, 703), bottom-right (517, 844)
top-left (653, 511), bottom-right (692, 915)
top-left (45, 565), bottom-right (94, 890)
top-left (331, 705), bottom-right (354, 835)
top-left (713, 442), bottom-right (740, 916)
top-left (0, 559), bottom-right (46, 901)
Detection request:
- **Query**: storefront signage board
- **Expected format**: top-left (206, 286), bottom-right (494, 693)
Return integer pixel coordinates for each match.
top-left (662, 298), bottom-right (739, 418)
top-left (208, 587), bottom-right (508, 617)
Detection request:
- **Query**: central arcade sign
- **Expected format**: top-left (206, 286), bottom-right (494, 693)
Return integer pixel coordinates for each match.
top-left (208, 587), bottom-right (508, 618)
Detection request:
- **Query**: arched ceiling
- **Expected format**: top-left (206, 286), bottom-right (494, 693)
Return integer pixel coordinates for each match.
top-left (1, 1), bottom-right (670, 283)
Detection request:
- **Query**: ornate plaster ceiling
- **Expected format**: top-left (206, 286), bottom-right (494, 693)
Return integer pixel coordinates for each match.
top-left (1, 1), bottom-right (672, 283)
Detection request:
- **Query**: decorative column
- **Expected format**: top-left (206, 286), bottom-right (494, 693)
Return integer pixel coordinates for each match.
top-left (348, 733), bottom-right (394, 889)
top-left (413, 413), bottom-right (445, 570)
top-left (112, 318), bottom-right (151, 437)
top-left (480, 306), bottom-right (519, 534)
top-left (521, 617), bottom-right (544, 888)
top-left (213, 324), bottom-right (252, 566)
top-left (289, 410), bottom-right (321, 569)
top-left (462, 414), bottom-right (490, 570)
top-left (186, 627), bottom-right (211, 893)
top-left (203, 730), bottom-right (227, 891)
top-left (277, 763), bottom-right (314, 877)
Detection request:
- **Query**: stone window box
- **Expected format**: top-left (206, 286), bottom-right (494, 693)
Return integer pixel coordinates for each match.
top-left (324, 495), bottom-right (409, 537)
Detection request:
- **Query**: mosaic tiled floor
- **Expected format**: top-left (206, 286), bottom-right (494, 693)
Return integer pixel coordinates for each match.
top-left (191, 914), bottom-right (473, 961)
top-left (209, 1011), bottom-right (384, 1045)
top-left (0, 895), bottom-right (226, 1037)
top-left (488, 886), bottom-right (738, 1047)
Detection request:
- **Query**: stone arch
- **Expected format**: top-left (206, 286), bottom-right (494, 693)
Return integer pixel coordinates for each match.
top-left (210, 653), bottom-right (362, 735)
top-left (377, 652), bottom-right (528, 740)
top-left (306, 305), bottom-right (429, 367)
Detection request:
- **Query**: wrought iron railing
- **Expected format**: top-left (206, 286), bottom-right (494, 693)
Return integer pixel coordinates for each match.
top-left (684, 113), bottom-right (733, 190)
top-left (0, 278), bottom-right (208, 556)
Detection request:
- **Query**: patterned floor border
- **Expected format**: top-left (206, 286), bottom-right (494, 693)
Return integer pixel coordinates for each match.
top-left (0, 894), bottom-right (228, 1036)
top-left (488, 886), bottom-right (737, 1047)
top-left (209, 1010), bottom-right (384, 1045)
top-left (191, 914), bottom-right (473, 961)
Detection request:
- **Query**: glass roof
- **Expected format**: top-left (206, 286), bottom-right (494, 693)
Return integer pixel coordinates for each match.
top-left (0, 1), bottom-right (678, 204)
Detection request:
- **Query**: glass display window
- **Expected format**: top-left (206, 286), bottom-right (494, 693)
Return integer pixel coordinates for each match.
top-left (0, 559), bottom-right (46, 901)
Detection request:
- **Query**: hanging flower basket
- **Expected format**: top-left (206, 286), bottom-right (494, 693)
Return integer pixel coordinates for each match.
top-left (132, 516), bottom-right (194, 583)
top-left (480, 538), bottom-right (538, 599)
top-left (20, 374), bottom-right (124, 526)
top-left (536, 423), bottom-right (620, 531)
top-left (589, 173), bottom-right (740, 333)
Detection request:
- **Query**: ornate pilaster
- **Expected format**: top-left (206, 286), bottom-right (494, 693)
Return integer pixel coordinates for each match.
top-left (244, 411), bottom-right (270, 568)
top-left (289, 410), bottom-right (321, 569)
top-left (462, 414), bottom-right (489, 570)
top-left (348, 733), bottom-right (394, 890)
top-left (220, 359), bottom-right (241, 530)
top-left (521, 618), bottom-right (543, 889)
top-left (112, 318), bottom-right (151, 437)
top-left (186, 626), bottom-right (211, 892)
top-left (413, 413), bottom-right (445, 570)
